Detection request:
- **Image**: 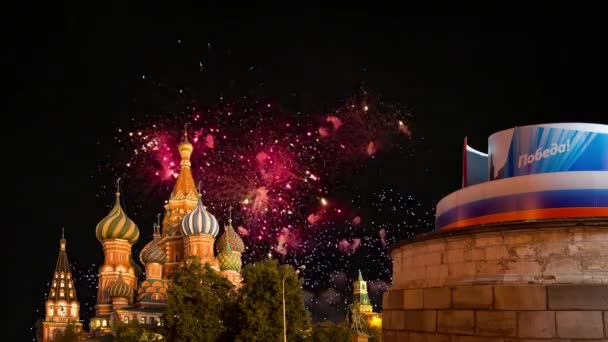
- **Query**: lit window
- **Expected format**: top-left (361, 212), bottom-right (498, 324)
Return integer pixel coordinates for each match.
top-left (60, 281), bottom-right (65, 287)
top-left (52, 282), bottom-right (56, 287)
top-left (61, 273), bottom-right (64, 279)
top-left (140, 317), bottom-right (145, 324)
top-left (123, 316), bottom-right (129, 323)
top-left (60, 290), bottom-right (65, 297)
top-left (102, 320), bottom-right (107, 327)
top-left (68, 283), bottom-right (72, 288)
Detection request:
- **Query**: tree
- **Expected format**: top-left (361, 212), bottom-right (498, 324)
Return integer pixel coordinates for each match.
top-left (312, 321), bottom-right (352, 342)
top-left (165, 259), bottom-right (237, 342)
top-left (52, 322), bottom-right (78, 342)
top-left (236, 259), bottom-right (312, 342)
top-left (114, 320), bottom-right (164, 342)
top-left (366, 326), bottom-right (381, 342)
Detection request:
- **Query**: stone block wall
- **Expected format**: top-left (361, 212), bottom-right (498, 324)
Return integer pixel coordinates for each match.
top-left (383, 222), bottom-right (608, 341)
top-left (383, 284), bottom-right (608, 340)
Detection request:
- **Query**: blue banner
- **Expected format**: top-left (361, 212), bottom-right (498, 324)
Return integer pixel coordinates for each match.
top-left (492, 125), bottom-right (608, 179)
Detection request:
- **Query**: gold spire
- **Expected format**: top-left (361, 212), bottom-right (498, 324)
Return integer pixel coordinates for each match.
top-left (60, 227), bottom-right (66, 251)
top-left (154, 213), bottom-right (161, 236)
top-left (178, 123), bottom-right (193, 167)
top-left (170, 124), bottom-right (198, 202)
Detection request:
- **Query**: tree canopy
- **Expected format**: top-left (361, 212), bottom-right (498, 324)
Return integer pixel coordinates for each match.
top-left (312, 321), bottom-right (352, 342)
top-left (165, 260), bottom-right (237, 342)
top-left (236, 259), bottom-right (312, 342)
top-left (114, 320), bottom-right (164, 342)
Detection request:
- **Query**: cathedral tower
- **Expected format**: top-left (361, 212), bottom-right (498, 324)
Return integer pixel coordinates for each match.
top-left (217, 210), bottom-right (244, 287)
top-left (160, 128), bottom-right (199, 277)
top-left (91, 179), bottom-right (139, 335)
top-left (137, 218), bottom-right (169, 308)
top-left (180, 193), bottom-right (220, 267)
top-left (41, 231), bottom-right (82, 342)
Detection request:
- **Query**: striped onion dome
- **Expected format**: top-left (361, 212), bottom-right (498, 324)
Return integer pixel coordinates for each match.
top-left (108, 272), bottom-right (132, 299)
top-left (217, 220), bottom-right (245, 254)
top-left (96, 191), bottom-right (139, 244)
top-left (218, 249), bottom-right (242, 272)
top-left (139, 225), bottom-right (166, 264)
top-left (137, 278), bottom-right (169, 303)
top-left (180, 196), bottom-right (219, 237)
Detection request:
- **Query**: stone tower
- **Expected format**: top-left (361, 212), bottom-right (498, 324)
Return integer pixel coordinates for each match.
top-left (41, 232), bottom-right (82, 341)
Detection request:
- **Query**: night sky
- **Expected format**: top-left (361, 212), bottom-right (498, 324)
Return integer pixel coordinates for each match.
top-left (12, 8), bottom-right (608, 339)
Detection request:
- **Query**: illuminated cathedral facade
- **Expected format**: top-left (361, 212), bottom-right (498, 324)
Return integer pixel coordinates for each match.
top-left (41, 130), bottom-right (245, 341)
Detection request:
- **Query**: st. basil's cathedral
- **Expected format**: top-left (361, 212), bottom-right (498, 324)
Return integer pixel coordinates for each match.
top-left (40, 130), bottom-right (245, 341)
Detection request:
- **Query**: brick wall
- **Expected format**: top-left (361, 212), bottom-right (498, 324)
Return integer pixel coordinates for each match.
top-left (382, 284), bottom-right (608, 340)
top-left (384, 222), bottom-right (608, 341)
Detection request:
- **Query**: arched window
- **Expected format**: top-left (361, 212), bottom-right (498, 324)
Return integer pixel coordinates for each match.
top-left (58, 305), bottom-right (66, 317)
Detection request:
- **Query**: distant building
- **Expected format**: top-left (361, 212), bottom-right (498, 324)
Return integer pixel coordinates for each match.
top-left (352, 270), bottom-right (382, 329)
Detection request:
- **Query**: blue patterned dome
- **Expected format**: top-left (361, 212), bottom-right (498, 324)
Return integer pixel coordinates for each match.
top-left (139, 226), bottom-right (166, 264)
top-left (180, 197), bottom-right (219, 237)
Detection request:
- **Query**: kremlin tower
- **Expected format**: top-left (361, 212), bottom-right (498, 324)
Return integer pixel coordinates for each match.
top-left (41, 232), bottom-right (83, 342)
top-left (352, 271), bottom-right (382, 329)
top-left (353, 270), bottom-right (373, 314)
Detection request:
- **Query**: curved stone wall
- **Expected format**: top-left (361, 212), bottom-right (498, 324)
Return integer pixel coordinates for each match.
top-left (382, 220), bottom-right (608, 341)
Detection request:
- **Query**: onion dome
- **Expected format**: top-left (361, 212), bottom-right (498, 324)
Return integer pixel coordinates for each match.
top-left (137, 278), bottom-right (169, 303)
top-left (108, 272), bottom-right (132, 299)
top-left (218, 248), bottom-right (242, 272)
top-left (217, 218), bottom-right (245, 254)
top-left (140, 227), bottom-right (166, 265)
top-left (96, 179), bottom-right (139, 244)
top-left (180, 195), bottom-right (219, 237)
